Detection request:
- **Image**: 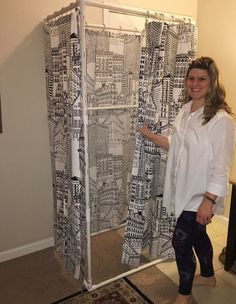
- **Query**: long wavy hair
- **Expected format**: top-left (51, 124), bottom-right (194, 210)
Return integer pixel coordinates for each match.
top-left (183, 56), bottom-right (233, 124)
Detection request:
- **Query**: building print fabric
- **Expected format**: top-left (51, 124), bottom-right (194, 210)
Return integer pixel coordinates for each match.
top-left (86, 30), bottom-right (141, 108)
top-left (85, 29), bottom-right (141, 233)
top-left (121, 21), bottom-right (197, 267)
top-left (44, 9), bottom-right (87, 279)
top-left (44, 16), bottom-right (142, 279)
top-left (44, 7), bottom-right (197, 280)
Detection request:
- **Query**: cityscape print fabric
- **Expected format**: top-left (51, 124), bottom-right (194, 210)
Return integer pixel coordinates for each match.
top-left (121, 21), bottom-right (197, 266)
top-left (44, 9), bottom-right (87, 279)
top-left (44, 6), bottom-right (197, 280)
top-left (85, 29), bottom-right (141, 233)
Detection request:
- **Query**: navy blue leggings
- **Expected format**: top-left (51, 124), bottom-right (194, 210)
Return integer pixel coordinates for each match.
top-left (172, 211), bottom-right (214, 295)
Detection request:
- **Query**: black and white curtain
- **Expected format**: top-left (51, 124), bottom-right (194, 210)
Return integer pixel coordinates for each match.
top-left (44, 9), bottom-right (87, 279)
top-left (85, 29), bottom-right (142, 233)
top-left (121, 21), bottom-right (197, 266)
top-left (44, 7), bottom-right (197, 279)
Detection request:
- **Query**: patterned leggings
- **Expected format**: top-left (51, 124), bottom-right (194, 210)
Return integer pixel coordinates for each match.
top-left (172, 211), bottom-right (214, 295)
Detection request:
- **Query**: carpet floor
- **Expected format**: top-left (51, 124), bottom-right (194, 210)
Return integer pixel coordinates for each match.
top-left (0, 229), bottom-right (177, 304)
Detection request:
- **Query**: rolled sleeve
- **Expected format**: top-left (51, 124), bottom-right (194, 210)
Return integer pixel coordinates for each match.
top-left (207, 115), bottom-right (235, 197)
top-left (206, 181), bottom-right (228, 197)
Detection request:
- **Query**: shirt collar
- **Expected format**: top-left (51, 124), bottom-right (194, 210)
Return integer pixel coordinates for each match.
top-left (184, 100), bottom-right (204, 116)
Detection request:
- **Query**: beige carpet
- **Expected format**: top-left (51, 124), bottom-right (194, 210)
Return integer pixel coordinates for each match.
top-left (0, 247), bottom-right (81, 304)
top-left (0, 229), bottom-right (177, 304)
top-left (128, 266), bottom-right (177, 303)
top-left (90, 227), bottom-right (150, 284)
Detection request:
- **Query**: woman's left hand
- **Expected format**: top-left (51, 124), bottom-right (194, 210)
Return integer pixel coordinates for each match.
top-left (196, 199), bottom-right (214, 225)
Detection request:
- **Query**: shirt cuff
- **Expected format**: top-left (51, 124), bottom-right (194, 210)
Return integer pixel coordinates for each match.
top-left (206, 181), bottom-right (228, 197)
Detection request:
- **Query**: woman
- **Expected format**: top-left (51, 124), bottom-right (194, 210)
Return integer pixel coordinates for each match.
top-left (139, 57), bottom-right (235, 304)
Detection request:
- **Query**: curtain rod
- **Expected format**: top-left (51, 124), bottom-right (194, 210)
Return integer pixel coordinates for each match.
top-left (87, 105), bottom-right (137, 111)
top-left (86, 23), bottom-right (142, 33)
top-left (44, 0), bottom-right (193, 23)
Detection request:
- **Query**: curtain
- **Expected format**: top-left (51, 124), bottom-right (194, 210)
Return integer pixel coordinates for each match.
top-left (44, 9), bottom-right (87, 279)
top-left (44, 7), bottom-right (197, 278)
top-left (85, 29), bottom-right (142, 233)
top-left (122, 21), bottom-right (197, 267)
top-left (44, 15), bottom-right (142, 278)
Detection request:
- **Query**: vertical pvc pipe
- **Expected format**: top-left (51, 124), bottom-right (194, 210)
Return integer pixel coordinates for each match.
top-left (77, 0), bottom-right (93, 289)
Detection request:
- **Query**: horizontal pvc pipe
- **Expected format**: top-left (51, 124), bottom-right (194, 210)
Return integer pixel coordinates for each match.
top-left (83, 256), bottom-right (170, 291)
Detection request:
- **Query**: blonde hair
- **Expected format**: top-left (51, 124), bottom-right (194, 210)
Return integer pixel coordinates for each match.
top-left (183, 57), bottom-right (233, 124)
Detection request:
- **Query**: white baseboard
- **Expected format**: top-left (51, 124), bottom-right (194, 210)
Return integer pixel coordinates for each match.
top-left (214, 214), bottom-right (229, 226)
top-left (0, 237), bottom-right (54, 263)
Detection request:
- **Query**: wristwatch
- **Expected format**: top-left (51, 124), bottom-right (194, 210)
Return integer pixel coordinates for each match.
top-left (204, 194), bottom-right (216, 205)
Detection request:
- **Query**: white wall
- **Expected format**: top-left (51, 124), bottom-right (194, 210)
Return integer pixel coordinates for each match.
top-left (197, 0), bottom-right (236, 216)
top-left (197, 0), bottom-right (236, 116)
top-left (0, 0), bottom-right (197, 258)
top-left (0, 0), bottom-right (74, 256)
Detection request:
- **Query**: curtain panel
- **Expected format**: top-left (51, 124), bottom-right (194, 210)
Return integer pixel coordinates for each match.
top-left (85, 29), bottom-right (142, 233)
top-left (44, 9), bottom-right (87, 279)
top-left (122, 21), bottom-right (197, 266)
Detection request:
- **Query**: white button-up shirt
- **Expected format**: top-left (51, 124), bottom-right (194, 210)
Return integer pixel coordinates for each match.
top-left (163, 101), bottom-right (235, 218)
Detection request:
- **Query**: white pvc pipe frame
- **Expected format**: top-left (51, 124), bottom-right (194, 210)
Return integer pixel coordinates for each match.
top-left (45, 0), bottom-right (194, 23)
top-left (47, 0), bottom-right (193, 291)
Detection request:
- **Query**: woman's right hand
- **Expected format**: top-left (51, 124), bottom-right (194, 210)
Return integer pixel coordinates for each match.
top-left (137, 124), bottom-right (153, 140)
top-left (137, 124), bottom-right (169, 151)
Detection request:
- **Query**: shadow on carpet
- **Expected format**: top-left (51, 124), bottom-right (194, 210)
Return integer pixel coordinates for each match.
top-left (53, 277), bottom-right (153, 303)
